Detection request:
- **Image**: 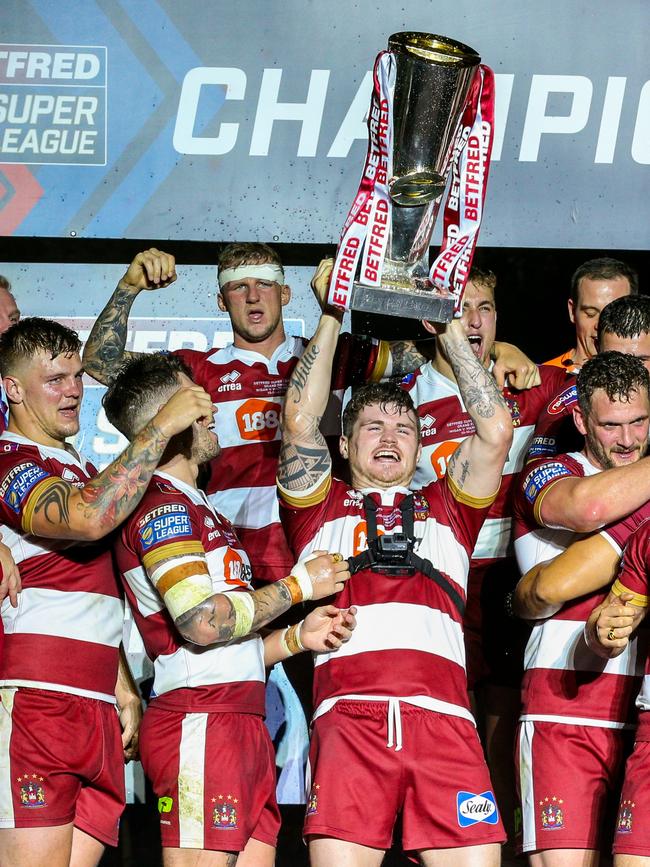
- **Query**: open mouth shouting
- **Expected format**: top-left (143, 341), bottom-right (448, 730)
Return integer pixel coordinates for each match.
top-left (467, 334), bottom-right (483, 359)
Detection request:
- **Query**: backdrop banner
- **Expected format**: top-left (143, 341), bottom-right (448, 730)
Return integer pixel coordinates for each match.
top-left (0, 0), bottom-right (647, 248)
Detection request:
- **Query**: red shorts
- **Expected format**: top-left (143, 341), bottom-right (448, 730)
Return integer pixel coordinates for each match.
top-left (613, 739), bottom-right (650, 856)
top-left (516, 719), bottom-right (630, 854)
top-left (140, 705), bottom-right (280, 852)
top-left (304, 701), bottom-right (505, 852)
top-left (0, 687), bottom-right (125, 847)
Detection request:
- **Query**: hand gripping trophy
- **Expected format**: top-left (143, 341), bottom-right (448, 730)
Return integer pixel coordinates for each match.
top-left (327, 32), bottom-right (495, 322)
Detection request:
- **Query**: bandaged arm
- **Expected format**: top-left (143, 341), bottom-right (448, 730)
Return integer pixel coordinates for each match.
top-left (145, 547), bottom-right (331, 647)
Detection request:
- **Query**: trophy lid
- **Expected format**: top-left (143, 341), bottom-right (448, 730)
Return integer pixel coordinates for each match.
top-left (388, 32), bottom-right (480, 67)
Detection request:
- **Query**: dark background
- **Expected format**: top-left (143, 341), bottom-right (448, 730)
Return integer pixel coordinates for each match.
top-left (2, 237), bottom-right (648, 363)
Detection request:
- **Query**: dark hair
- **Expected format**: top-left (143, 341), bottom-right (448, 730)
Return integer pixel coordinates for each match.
top-left (468, 265), bottom-right (497, 295)
top-left (103, 353), bottom-right (193, 440)
top-left (570, 257), bottom-right (638, 305)
top-left (0, 276), bottom-right (11, 293)
top-left (577, 351), bottom-right (649, 417)
top-left (598, 295), bottom-right (650, 343)
top-left (342, 382), bottom-right (420, 439)
top-left (0, 317), bottom-right (81, 374)
top-left (217, 242), bottom-right (283, 276)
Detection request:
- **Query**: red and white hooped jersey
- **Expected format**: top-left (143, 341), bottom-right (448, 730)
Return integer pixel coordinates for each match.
top-left (0, 432), bottom-right (123, 703)
top-left (513, 451), bottom-right (646, 727)
top-left (280, 474), bottom-right (492, 721)
top-left (175, 334), bottom-right (386, 583)
top-left (115, 470), bottom-right (266, 715)
top-left (599, 503), bottom-right (650, 731)
top-left (400, 361), bottom-right (568, 568)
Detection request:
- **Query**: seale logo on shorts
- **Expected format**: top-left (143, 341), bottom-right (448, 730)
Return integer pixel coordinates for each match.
top-left (456, 791), bottom-right (499, 827)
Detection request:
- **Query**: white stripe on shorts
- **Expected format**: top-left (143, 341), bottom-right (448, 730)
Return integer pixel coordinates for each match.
top-left (518, 720), bottom-right (537, 853)
top-left (0, 688), bottom-right (16, 827)
top-left (178, 712), bottom-right (208, 848)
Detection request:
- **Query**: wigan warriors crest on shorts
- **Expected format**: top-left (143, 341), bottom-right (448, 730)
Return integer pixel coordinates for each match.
top-left (540, 796), bottom-right (564, 830)
top-left (17, 774), bottom-right (47, 808)
top-left (212, 794), bottom-right (238, 830)
top-left (617, 800), bottom-right (634, 833)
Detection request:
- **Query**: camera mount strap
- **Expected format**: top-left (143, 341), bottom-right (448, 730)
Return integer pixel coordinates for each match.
top-left (347, 494), bottom-right (466, 617)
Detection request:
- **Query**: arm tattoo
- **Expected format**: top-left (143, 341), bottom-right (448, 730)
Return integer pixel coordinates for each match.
top-left (174, 579), bottom-right (293, 644)
top-left (78, 421), bottom-right (170, 530)
top-left (444, 335), bottom-right (508, 419)
top-left (32, 479), bottom-right (71, 526)
top-left (278, 413), bottom-right (331, 491)
top-left (388, 339), bottom-right (428, 378)
top-left (287, 344), bottom-right (320, 404)
top-left (33, 419), bottom-right (170, 536)
top-left (447, 452), bottom-right (471, 489)
top-left (82, 283), bottom-right (142, 385)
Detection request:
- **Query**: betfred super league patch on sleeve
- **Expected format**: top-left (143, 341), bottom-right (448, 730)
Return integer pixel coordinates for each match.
top-left (0, 462), bottom-right (49, 513)
top-left (457, 790), bottom-right (499, 827)
top-left (138, 503), bottom-right (193, 550)
top-left (524, 462), bottom-right (572, 504)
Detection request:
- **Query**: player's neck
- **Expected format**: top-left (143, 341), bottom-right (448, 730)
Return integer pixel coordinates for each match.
top-left (156, 453), bottom-right (198, 489)
top-left (430, 350), bottom-right (457, 383)
top-left (572, 343), bottom-right (591, 367)
top-left (232, 327), bottom-right (287, 360)
top-left (8, 416), bottom-right (66, 451)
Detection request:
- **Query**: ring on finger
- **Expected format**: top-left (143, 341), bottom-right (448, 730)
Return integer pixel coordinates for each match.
top-left (607, 628), bottom-right (616, 641)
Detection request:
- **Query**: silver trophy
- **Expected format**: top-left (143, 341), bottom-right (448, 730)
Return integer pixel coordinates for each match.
top-left (350, 32), bottom-right (481, 322)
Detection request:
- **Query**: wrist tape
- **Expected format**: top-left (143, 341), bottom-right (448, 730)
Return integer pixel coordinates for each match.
top-left (230, 591), bottom-right (255, 639)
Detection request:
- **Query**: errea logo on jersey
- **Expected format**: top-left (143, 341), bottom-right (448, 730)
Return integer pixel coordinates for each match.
top-left (218, 370), bottom-right (242, 392)
top-left (420, 413), bottom-right (437, 437)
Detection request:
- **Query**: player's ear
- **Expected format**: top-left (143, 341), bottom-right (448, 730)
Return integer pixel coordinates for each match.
top-left (339, 435), bottom-right (349, 459)
top-left (217, 293), bottom-right (227, 313)
top-left (572, 404), bottom-right (587, 436)
top-left (281, 284), bottom-right (291, 307)
top-left (567, 298), bottom-right (576, 325)
top-left (3, 375), bottom-right (23, 405)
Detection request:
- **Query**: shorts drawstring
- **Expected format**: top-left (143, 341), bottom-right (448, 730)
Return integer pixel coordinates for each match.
top-left (386, 697), bottom-right (403, 751)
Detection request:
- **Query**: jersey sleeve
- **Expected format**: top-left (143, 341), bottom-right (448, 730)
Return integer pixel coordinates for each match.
top-left (516, 455), bottom-right (579, 528)
top-left (279, 481), bottom-right (335, 560)
top-left (526, 377), bottom-right (580, 461)
top-left (612, 520), bottom-right (650, 609)
top-left (431, 473), bottom-right (499, 557)
top-left (0, 455), bottom-right (66, 534)
top-left (600, 500), bottom-right (650, 557)
top-left (128, 497), bottom-right (213, 622)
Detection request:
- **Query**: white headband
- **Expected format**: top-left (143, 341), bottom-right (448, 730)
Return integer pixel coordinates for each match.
top-left (217, 264), bottom-right (285, 289)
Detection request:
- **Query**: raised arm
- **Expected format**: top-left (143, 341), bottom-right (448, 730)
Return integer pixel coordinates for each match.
top-left (278, 270), bottom-right (342, 494)
top-left (514, 533), bottom-right (621, 620)
top-left (26, 386), bottom-right (213, 541)
top-left (430, 318), bottom-right (513, 500)
top-left (531, 457), bottom-right (650, 533)
top-left (83, 249), bottom-right (177, 385)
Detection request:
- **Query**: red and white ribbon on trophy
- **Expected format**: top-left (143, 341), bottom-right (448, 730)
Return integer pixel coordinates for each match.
top-left (429, 65), bottom-right (495, 315)
top-left (327, 51), bottom-right (395, 311)
top-left (327, 53), bottom-right (495, 316)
